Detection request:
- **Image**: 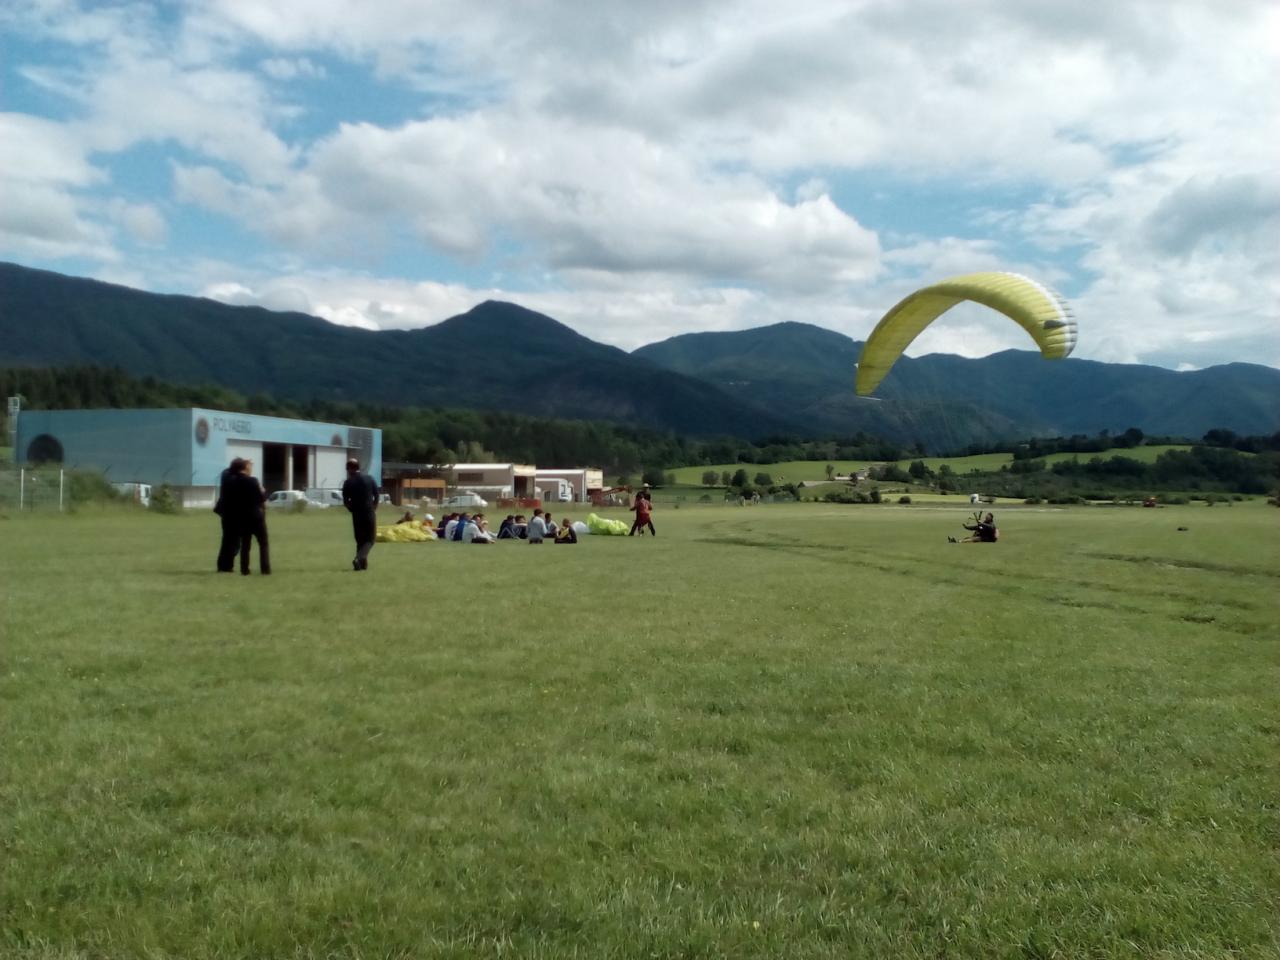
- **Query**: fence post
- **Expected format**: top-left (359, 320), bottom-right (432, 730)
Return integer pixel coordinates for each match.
top-left (60, 469), bottom-right (65, 512)
top-left (19, 468), bottom-right (24, 511)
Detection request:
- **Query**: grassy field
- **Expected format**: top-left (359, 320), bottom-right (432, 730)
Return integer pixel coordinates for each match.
top-left (667, 447), bottom-right (1195, 486)
top-left (668, 460), bottom-right (880, 484)
top-left (2, 502), bottom-right (1277, 959)
top-left (1036, 445), bottom-right (1195, 467)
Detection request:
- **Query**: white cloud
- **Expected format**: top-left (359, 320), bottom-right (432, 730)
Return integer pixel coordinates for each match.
top-left (0, 113), bottom-right (99, 186)
top-left (1, 0), bottom-right (1276, 370)
top-left (107, 200), bottom-right (168, 246)
top-left (260, 57), bottom-right (326, 81)
top-left (174, 114), bottom-right (883, 290)
top-left (0, 182), bottom-right (115, 261)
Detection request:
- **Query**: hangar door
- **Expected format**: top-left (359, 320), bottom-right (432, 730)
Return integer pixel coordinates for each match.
top-left (225, 440), bottom-right (261, 469)
top-left (314, 448), bottom-right (348, 490)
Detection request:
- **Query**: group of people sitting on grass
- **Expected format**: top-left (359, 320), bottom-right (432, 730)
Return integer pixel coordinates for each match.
top-left (394, 507), bottom-right (580, 544)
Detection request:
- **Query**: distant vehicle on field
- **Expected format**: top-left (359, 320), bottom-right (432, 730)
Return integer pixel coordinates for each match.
top-left (113, 482), bottom-right (152, 507)
top-left (442, 491), bottom-right (488, 509)
top-left (305, 488), bottom-right (345, 508)
top-left (266, 489), bottom-right (326, 510)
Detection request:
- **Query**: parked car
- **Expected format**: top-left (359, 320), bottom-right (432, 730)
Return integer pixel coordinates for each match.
top-left (441, 491), bottom-right (488, 509)
top-left (266, 489), bottom-right (326, 510)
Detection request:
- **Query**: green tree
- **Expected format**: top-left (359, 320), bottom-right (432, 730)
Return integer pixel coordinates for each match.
top-left (754, 471), bottom-right (773, 487)
top-left (642, 467), bottom-right (665, 488)
top-left (1118, 426), bottom-right (1145, 448)
top-left (731, 468), bottom-right (750, 488)
top-left (701, 470), bottom-right (719, 486)
top-left (825, 463), bottom-right (835, 480)
top-left (721, 470), bottom-right (732, 487)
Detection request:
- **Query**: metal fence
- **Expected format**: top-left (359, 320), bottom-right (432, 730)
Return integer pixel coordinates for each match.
top-left (0, 467), bottom-right (68, 513)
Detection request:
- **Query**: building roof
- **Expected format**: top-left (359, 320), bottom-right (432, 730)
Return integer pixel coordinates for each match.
top-left (448, 463), bottom-right (537, 472)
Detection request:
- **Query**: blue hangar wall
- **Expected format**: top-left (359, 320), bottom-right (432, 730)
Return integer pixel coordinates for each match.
top-left (16, 408), bottom-right (382, 501)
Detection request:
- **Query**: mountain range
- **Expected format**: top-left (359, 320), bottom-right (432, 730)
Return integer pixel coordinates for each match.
top-left (2, 261), bottom-right (1277, 446)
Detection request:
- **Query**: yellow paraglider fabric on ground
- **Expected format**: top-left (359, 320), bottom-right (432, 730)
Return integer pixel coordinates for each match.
top-left (855, 271), bottom-right (1076, 396)
top-left (376, 524), bottom-right (434, 543)
top-left (587, 513), bottom-right (630, 536)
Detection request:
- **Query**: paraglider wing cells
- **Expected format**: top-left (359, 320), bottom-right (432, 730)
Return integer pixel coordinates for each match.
top-left (854, 272), bottom-right (1076, 396)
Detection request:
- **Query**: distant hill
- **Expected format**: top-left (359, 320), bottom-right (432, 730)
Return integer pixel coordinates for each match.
top-left (3, 261), bottom-right (1276, 446)
top-left (635, 322), bottom-right (1280, 442)
top-left (0, 262), bottom-right (790, 439)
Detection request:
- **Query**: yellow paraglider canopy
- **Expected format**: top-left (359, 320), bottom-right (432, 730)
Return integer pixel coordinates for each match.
top-left (855, 271), bottom-right (1076, 396)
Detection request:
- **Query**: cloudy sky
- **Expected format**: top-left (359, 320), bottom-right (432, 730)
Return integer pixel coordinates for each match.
top-left (2, 0), bottom-right (1277, 369)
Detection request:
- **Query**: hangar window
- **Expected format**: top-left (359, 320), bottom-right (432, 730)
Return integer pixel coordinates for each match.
top-left (26, 434), bottom-right (64, 464)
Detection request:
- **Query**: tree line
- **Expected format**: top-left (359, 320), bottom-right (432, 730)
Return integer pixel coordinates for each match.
top-left (5, 366), bottom-right (1274, 498)
top-left (0, 365), bottom-right (913, 473)
top-left (896, 446), bottom-right (1279, 499)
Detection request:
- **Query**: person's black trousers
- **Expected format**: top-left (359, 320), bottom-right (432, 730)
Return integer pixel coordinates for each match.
top-left (239, 517), bottom-right (271, 574)
top-left (352, 513), bottom-right (376, 569)
top-left (217, 515), bottom-right (239, 571)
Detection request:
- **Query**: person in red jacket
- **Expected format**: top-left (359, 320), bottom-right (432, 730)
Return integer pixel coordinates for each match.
top-left (629, 488), bottom-right (655, 536)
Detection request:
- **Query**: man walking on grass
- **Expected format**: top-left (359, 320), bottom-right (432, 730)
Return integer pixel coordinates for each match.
top-left (342, 458), bottom-right (379, 571)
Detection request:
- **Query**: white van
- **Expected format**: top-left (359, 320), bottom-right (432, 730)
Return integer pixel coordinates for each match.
top-left (305, 488), bottom-right (345, 509)
top-left (441, 491), bottom-right (488, 509)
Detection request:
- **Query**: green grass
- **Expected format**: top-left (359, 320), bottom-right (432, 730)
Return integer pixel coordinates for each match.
top-left (668, 447), bottom-right (1197, 486)
top-left (668, 460), bottom-right (880, 484)
top-left (2, 503), bottom-right (1278, 959)
top-left (1035, 445), bottom-right (1194, 467)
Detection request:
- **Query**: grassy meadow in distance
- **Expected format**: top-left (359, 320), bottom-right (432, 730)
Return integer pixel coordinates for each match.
top-left (666, 446), bottom-right (1196, 485)
top-left (2, 501), bottom-right (1278, 959)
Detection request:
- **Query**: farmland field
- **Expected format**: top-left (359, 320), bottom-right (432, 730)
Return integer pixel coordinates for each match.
top-left (2, 502), bottom-right (1277, 959)
top-left (666, 446), bottom-right (1196, 486)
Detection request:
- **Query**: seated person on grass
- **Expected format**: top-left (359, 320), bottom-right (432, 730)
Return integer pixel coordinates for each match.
top-left (467, 514), bottom-right (496, 543)
top-left (950, 512), bottom-right (998, 543)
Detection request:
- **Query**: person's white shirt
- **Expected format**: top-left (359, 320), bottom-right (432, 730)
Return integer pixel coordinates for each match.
top-left (460, 520), bottom-right (494, 543)
top-left (444, 518), bottom-right (459, 540)
top-left (527, 515), bottom-right (547, 542)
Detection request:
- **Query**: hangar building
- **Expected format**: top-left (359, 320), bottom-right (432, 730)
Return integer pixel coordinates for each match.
top-left (15, 407), bottom-right (382, 508)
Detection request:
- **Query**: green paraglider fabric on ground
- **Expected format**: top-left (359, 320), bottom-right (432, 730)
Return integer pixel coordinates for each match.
top-left (376, 524), bottom-right (435, 543)
top-left (586, 513), bottom-right (630, 536)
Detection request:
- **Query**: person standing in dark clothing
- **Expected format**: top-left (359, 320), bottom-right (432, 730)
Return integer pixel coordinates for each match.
top-left (227, 459), bottom-right (270, 574)
top-left (342, 458), bottom-right (379, 570)
top-left (213, 457), bottom-right (243, 572)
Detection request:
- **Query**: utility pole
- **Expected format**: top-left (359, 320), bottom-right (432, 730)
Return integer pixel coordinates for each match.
top-left (6, 396), bottom-right (20, 455)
